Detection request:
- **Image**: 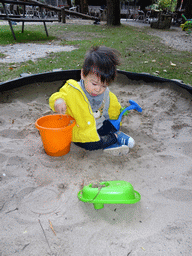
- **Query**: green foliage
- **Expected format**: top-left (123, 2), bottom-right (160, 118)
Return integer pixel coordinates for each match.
top-left (158, 0), bottom-right (177, 12)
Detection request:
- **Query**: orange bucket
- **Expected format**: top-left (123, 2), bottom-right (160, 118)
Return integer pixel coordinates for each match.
top-left (35, 114), bottom-right (75, 157)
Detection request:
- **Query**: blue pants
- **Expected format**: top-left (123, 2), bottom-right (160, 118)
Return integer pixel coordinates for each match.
top-left (74, 120), bottom-right (117, 151)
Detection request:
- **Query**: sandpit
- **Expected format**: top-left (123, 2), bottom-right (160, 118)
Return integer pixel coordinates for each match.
top-left (0, 73), bottom-right (191, 255)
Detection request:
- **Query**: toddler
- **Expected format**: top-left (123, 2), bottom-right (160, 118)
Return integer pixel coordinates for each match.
top-left (49, 46), bottom-right (135, 154)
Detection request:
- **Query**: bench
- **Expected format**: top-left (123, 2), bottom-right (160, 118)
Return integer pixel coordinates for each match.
top-left (0, 0), bottom-right (61, 40)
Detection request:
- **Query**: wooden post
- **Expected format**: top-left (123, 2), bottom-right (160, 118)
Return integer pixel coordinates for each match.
top-left (2, 2), bottom-right (16, 40)
top-left (58, 10), bottom-right (61, 22)
top-left (22, 4), bottom-right (25, 33)
top-left (43, 21), bottom-right (49, 37)
top-left (61, 7), bottom-right (66, 23)
top-left (8, 20), bottom-right (16, 40)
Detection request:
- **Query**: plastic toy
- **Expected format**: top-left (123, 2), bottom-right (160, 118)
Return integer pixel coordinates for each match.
top-left (78, 180), bottom-right (141, 209)
top-left (109, 100), bottom-right (142, 131)
top-left (35, 114), bottom-right (75, 156)
top-left (180, 14), bottom-right (192, 31)
top-left (120, 106), bottom-right (129, 116)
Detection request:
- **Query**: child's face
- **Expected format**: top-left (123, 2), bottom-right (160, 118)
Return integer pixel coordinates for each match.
top-left (81, 71), bottom-right (108, 97)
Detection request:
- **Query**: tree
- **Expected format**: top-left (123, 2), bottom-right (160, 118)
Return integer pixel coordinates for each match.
top-left (106, 0), bottom-right (120, 26)
top-left (158, 0), bottom-right (177, 12)
top-left (79, 0), bottom-right (88, 14)
top-left (137, 0), bottom-right (154, 10)
top-left (185, 0), bottom-right (192, 18)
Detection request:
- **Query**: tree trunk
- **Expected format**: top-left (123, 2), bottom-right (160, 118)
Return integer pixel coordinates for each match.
top-left (137, 0), bottom-right (153, 11)
top-left (79, 0), bottom-right (88, 14)
top-left (184, 0), bottom-right (192, 19)
top-left (107, 0), bottom-right (120, 26)
top-left (67, 0), bottom-right (72, 8)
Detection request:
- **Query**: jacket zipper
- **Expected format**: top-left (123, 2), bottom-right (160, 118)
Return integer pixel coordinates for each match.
top-left (68, 82), bottom-right (94, 117)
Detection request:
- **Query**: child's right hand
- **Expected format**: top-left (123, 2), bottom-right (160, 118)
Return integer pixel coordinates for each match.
top-left (54, 98), bottom-right (67, 114)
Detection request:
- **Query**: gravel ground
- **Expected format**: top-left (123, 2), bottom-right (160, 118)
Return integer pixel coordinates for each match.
top-left (121, 19), bottom-right (192, 52)
top-left (0, 43), bottom-right (76, 63)
top-left (0, 19), bottom-right (191, 64)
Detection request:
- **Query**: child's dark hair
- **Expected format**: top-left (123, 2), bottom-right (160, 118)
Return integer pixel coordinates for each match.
top-left (82, 46), bottom-right (120, 84)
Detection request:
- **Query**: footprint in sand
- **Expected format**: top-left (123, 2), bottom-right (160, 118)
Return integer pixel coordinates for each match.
top-left (160, 188), bottom-right (192, 202)
top-left (0, 129), bottom-right (29, 139)
top-left (0, 118), bottom-right (5, 126)
top-left (16, 187), bottom-right (67, 217)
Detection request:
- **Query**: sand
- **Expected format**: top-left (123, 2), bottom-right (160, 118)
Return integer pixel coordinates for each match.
top-left (0, 73), bottom-right (192, 256)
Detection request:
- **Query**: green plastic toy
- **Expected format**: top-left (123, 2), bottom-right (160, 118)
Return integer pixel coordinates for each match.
top-left (77, 180), bottom-right (141, 210)
top-left (180, 14), bottom-right (192, 31)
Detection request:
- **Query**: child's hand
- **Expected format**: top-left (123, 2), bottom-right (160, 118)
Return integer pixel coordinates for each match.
top-left (54, 98), bottom-right (66, 114)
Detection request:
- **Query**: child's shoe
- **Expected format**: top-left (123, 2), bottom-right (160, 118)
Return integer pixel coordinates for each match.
top-left (115, 131), bottom-right (135, 148)
top-left (103, 143), bottom-right (129, 156)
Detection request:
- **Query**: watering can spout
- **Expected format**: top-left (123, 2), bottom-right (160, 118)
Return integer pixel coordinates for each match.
top-left (109, 100), bottom-right (142, 131)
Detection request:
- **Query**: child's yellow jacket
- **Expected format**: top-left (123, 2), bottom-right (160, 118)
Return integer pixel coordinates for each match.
top-left (49, 79), bottom-right (121, 143)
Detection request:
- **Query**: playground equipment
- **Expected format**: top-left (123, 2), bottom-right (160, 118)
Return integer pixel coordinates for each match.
top-left (180, 14), bottom-right (192, 31)
top-left (0, 70), bottom-right (191, 94)
top-left (0, 0), bottom-right (99, 40)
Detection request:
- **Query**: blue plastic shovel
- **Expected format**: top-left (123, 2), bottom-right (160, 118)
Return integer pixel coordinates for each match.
top-left (109, 100), bottom-right (142, 131)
